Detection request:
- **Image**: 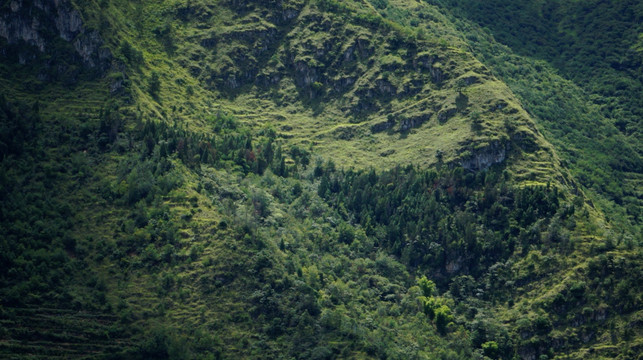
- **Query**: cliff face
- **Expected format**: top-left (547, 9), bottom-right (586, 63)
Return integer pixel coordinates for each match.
top-left (460, 140), bottom-right (507, 171)
top-left (0, 0), bottom-right (110, 70)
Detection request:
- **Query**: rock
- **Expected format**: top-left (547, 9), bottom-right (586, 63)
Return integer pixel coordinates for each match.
top-left (74, 31), bottom-right (111, 69)
top-left (200, 37), bottom-right (217, 49)
top-left (332, 76), bottom-right (356, 92)
top-left (227, 26), bottom-right (278, 56)
top-left (437, 107), bottom-right (457, 123)
top-left (431, 65), bottom-right (444, 83)
top-left (375, 78), bottom-right (396, 96)
top-left (257, 70), bottom-right (282, 87)
top-left (371, 118), bottom-right (395, 133)
top-left (490, 99), bottom-right (508, 112)
top-left (379, 149), bottom-right (395, 157)
top-left (594, 308), bottom-right (607, 321)
top-left (511, 130), bottom-right (539, 153)
top-left (415, 52), bottom-right (436, 70)
top-left (463, 75), bottom-right (478, 85)
top-left (582, 331), bottom-right (594, 343)
top-left (225, 73), bottom-right (239, 89)
top-left (398, 114), bottom-right (428, 132)
top-left (460, 141), bottom-right (508, 171)
top-left (0, 5), bottom-right (47, 52)
top-left (518, 346), bottom-right (537, 360)
top-left (0, 0), bottom-right (111, 70)
top-left (52, 2), bottom-right (83, 42)
top-left (355, 37), bottom-right (372, 58)
top-left (342, 44), bottom-right (355, 62)
top-left (445, 257), bottom-right (463, 273)
top-left (294, 61), bottom-right (320, 87)
top-left (229, 0), bottom-right (251, 10)
top-left (110, 77), bottom-right (124, 94)
top-left (280, 8), bottom-right (300, 22)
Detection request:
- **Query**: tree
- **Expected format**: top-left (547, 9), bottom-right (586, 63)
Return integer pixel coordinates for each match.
top-left (337, 222), bottom-right (355, 244)
top-left (149, 72), bottom-right (161, 100)
top-left (435, 305), bottom-right (453, 335)
top-left (417, 276), bottom-right (436, 297)
top-left (481, 341), bottom-right (499, 359)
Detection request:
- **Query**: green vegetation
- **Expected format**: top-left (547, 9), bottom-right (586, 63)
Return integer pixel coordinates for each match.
top-left (431, 0), bottom-right (642, 236)
top-left (0, 0), bottom-right (640, 359)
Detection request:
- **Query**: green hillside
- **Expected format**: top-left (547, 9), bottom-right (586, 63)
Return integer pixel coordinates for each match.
top-left (432, 0), bottom-right (642, 244)
top-left (0, 0), bottom-right (640, 359)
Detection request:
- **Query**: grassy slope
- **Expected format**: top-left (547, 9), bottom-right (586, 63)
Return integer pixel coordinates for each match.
top-left (127, 0), bottom-right (563, 182)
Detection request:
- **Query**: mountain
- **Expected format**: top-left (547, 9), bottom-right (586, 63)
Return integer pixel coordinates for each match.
top-left (0, 0), bottom-right (640, 359)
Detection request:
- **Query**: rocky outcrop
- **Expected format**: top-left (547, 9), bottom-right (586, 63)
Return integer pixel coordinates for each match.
top-left (462, 75), bottom-right (478, 85)
top-left (399, 113), bottom-right (430, 132)
top-left (1, 1), bottom-right (48, 52)
top-left (437, 107), bottom-right (457, 123)
top-left (294, 60), bottom-right (321, 87)
top-left (74, 30), bottom-right (111, 68)
top-left (415, 53), bottom-right (446, 83)
top-left (375, 78), bottom-right (396, 96)
top-left (511, 129), bottom-right (539, 153)
top-left (0, 0), bottom-right (111, 70)
top-left (415, 52), bottom-right (436, 70)
top-left (460, 141), bottom-right (508, 171)
top-left (200, 37), bottom-right (217, 49)
top-left (371, 118), bottom-right (395, 133)
top-left (332, 76), bottom-right (356, 92)
top-left (430, 65), bottom-right (444, 83)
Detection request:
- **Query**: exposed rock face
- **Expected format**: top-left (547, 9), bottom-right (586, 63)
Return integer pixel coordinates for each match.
top-left (399, 114), bottom-right (429, 132)
top-left (375, 78), bottom-right (396, 96)
top-left (371, 118), bottom-right (395, 133)
top-left (437, 107), bottom-right (457, 123)
top-left (415, 53), bottom-right (435, 69)
top-left (463, 75), bottom-right (478, 85)
top-left (74, 30), bottom-right (111, 68)
top-left (0, 0), bottom-right (111, 70)
top-left (1, 1), bottom-right (46, 52)
top-left (460, 141), bottom-right (508, 171)
top-left (294, 61), bottom-right (320, 87)
top-left (332, 76), bottom-right (356, 92)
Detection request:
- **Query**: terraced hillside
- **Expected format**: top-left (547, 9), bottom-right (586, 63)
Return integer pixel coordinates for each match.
top-left (0, 307), bottom-right (136, 359)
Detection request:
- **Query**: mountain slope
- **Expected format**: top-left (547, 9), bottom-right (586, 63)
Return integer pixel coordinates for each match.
top-left (430, 0), bottom-right (642, 235)
top-left (0, 0), bottom-right (641, 359)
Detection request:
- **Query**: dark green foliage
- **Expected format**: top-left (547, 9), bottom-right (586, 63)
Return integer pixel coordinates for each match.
top-left (318, 164), bottom-right (561, 279)
top-left (438, 0), bottom-right (643, 139)
top-left (120, 40), bottom-right (144, 65)
top-left (436, 0), bottom-right (642, 235)
top-left (434, 304), bottom-right (453, 335)
top-left (337, 222), bottom-right (355, 244)
top-left (0, 98), bottom-right (75, 307)
top-left (149, 71), bottom-right (161, 100)
top-left (135, 112), bottom-right (283, 175)
top-left (98, 101), bottom-right (123, 149)
top-left (0, 95), bottom-right (39, 158)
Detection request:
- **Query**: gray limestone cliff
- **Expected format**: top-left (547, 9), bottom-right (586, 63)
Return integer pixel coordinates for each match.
top-left (0, 0), bottom-right (110, 70)
top-left (460, 140), bottom-right (508, 171)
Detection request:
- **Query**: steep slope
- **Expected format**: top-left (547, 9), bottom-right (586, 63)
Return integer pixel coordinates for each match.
top-left (0, 0), bottom-right (640, 359)
top-left (435, 0), bottom-right (643, 140)
top-left (431, 0), bottom-right (642, 235)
